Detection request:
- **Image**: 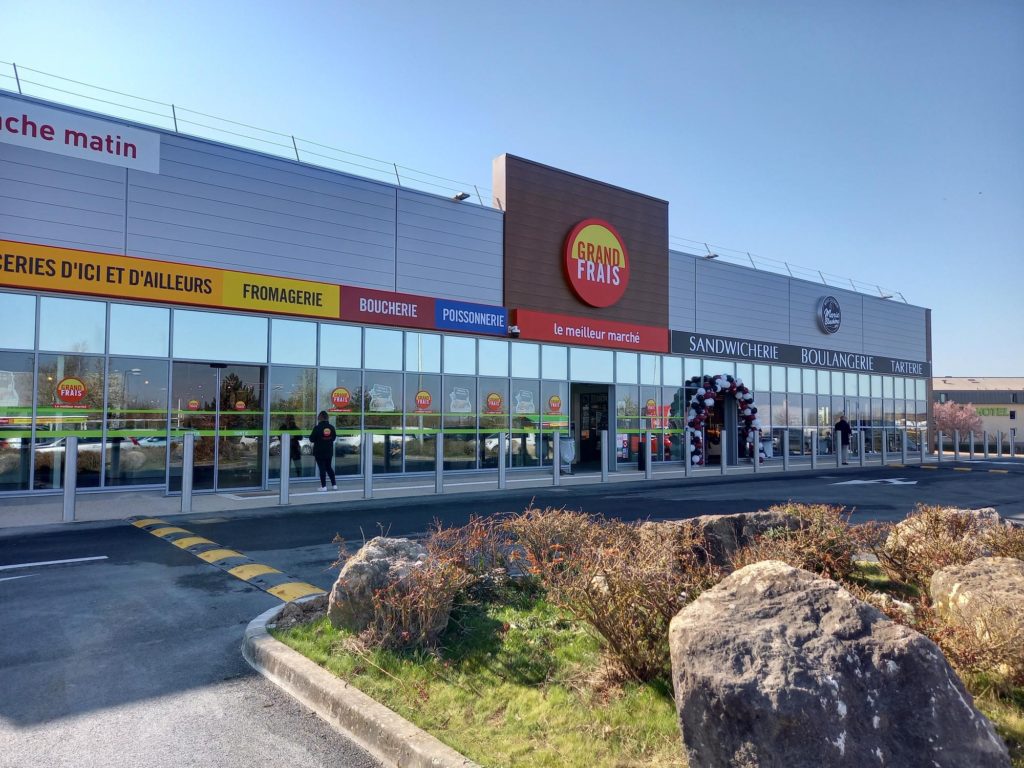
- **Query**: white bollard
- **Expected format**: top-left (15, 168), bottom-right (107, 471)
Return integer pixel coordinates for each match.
top-left (858, 430), bottom-right (866, 467)
top-left (901, 427), bottom-right (908, 464)
top-left (970, 431), bottom-right (975, 461)
top-left (435, 433), bottom-right (444, 494)
top-left (601, 430), bottom-right (609, 482)
top-left (720, 431), bottom-right (727, 476)
top-left (498, 432), bottom-right (507, 489)
top-left (783, 431), bottom-right (790, 471)
top-left (811, 432), bottom-right (818, 470)
top-left (684, 430), bottom-right (692, 477)
top-left (645, 431), bottom-right (653, 480)
top-left (752, 430), bottom-right (759, 474)
top-left (62, 435), bottom-right (78, 522)
top-left (937, 431), bottom-right (944, 464)
top-left (954, 430), bottom-right (960, 462)
top-left (279, 432), bottom-right (290, 505)
top-left (552, 430), bottom-right (560, 487)
top-left (181, 432), bottom-right (194, 514)
top-left (997, 431), bottom-right (1003, 458)
top-left (984, 431), bottom-right (989, 459)
top-left (363, 433), bottom-right (373, 499)
top-left (881, 430), bottom-right (888, 465)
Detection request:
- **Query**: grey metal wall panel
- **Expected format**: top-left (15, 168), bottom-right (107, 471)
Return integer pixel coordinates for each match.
top-left (694, 259), bottom-right (790, 342)
top-left (862, 298), bottom-right (927, 360)
top-left (0, 141), bottom-right (126, 253)
top-left (668, 251), bottom-right (697, 330)
top-left (395, 189), bottom-right (503, 304)
top-left (789, 281), bottom-right (864, 352)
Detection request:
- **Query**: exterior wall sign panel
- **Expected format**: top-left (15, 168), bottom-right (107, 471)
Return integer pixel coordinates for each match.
top-left (435, 299), bottom-right (507, 335)
top-left (0, 94), bottom-right (160, 173)
top-left (516, 309), bottom-right (668, 353)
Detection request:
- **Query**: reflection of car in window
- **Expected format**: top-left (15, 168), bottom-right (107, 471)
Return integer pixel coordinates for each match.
top-left (368, 384), bottom-right (395, 412)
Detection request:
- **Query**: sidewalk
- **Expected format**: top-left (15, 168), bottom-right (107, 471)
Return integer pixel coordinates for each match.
top-left (0, 454), bottom-right (911, 530)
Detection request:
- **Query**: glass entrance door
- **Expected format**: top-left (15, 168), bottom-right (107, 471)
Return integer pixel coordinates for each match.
top-left (170, 362), bottom-right (265, 492)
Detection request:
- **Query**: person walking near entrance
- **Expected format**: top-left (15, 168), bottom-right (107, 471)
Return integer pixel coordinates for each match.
top-left (835, 413), bottom-right (852, 465)
top-left (310, 410), bottom-right (337, 490)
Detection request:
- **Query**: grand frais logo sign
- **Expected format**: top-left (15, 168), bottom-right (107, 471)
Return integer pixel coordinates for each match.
top-left (563, 219), bottom-right (629, 307)
top-left (817, 295), bottom-right (842, 334)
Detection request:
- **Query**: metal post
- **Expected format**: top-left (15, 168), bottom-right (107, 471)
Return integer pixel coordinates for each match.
top-left (683, 430), bottom-right (692, 477)
top-left (919, 429), bottom-right (926, 464)
top-left (13, 62), bottom-right (23, 95)
top-left (279, 432), bottom-right (290, 505)
top-left (1011, 430), bottom-right (1016, 458)
top-left (600, 430), bottom-right (609, 482)
top-left (983, 431), bottom-right (989, 459)
top-left (835, 429), bottom-right (841, 468)
top-left (954, 430), bottom-right (960, 462)
top-left (783, 430), bottom-right (790, 471)
top-left (901, 428), bottom-right (908, 464)
top-left (363, 433), bottom-right (373, 499)
top-left (858, 430), bottom-right (866, 467)
top-left (291, 135), bottom-right (300, 162)
top-left (645, 431), bottom-right (653, 480)
top-left (435, 433), bottom-right (444, 494)
top-left (552, 429), bottom-right (560, 487)
top-left (811, 432), bottom-right (818, 469)
top-left (181, 432), bottom-right (194, 514)
top-left (171, 104), bottom-right (179, 132)
top-left (937, 431), bottom-right (945, 463)
top-left (997, 431), bottom-right (1003, 458)
top-left (720, 430), bottom-right (727, 476)
top-left (881, 429), bottom-right (888, 465)
top-left (970, 431), bottom-right (975, 461)
top-left (752, 430), bottom-right (759, 474)
top-left (62, 436), bottom-right (77, 522)
top-left (498, 432), bottom-right (507, 489)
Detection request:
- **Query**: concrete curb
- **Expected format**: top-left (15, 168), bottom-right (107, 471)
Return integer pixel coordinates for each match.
top-left (242, 600), bottom-right (480, 768)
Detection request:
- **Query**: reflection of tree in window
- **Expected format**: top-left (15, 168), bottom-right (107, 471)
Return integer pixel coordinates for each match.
top-left (220, 372), bottom-right (257, 410)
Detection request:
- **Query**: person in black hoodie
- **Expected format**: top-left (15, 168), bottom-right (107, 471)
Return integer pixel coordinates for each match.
top-left (309, 410), bottom-right (337, 490)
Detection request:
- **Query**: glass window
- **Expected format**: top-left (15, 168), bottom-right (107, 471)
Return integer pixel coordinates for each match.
top-left (871, 375), bottom-right (883, 398)
top-left (859, 374), bottom-right (871, 399)
top-left (616, 352), bottom-right (638, 384)
top-left (106, 357), bottom-right (169, 487)
top-left (704, 359), bottom-right (734, 377)
top-left (771, 365), bottom-right (786, 393)
top-left (364, 328), bottom-right (403, 371)
top-left (109, 304), bottom-right (169, 357)
top-left (802, 369), bottom-right (816, 394)
top-left (663, 356), bottom-right (682, 387)
top-left (541, 380), bottom-right (569, 464)
top-left (40, 297), bottom-right (106, 353)
top-left (318, 368), bottom-right (362, 476)
top-left (615, 385), bottom-right (641, 463)
top-left (0, 350), bottom-right (35, 490)
top-left (845, 372), bottom-right (859, 396)
top-left (269, 366), bottom-right (318, 480)
top-left (817, 370), bottom-right (831, 395)
top-left (735, 363), bottom-right (753, 388)
top-left (541, 345), bottom-right (567, 380)
top-left (883, 376), bottom-right (894, 399)
top-left (405, 332), bottom-right (440, 373)
top-left (511, 379), bottom-right (540, 467)
top-left (894, 377), bottom-right (905, 400)
top-left (753, 364), bottom-right (769, 392)
top-left (365, 371), bottom-right (404, 475)
top-left (271, 319), bottom-right (316, 366)
top-left (405, 373), bottom-right (440, 472)
top-left (478, 339), bottom-right (509, 377)
top-left (443, 375), bottom-right (477, 470)
top-left (640, 354), bottom-right (661, 386)
top-left (0, 292), bottom-right (36, 350)
top-left (173, 309), bottom-right (267, 363)
top-left (35, 354), bottom-right (105, 489)
top-left (831, 371), bottom-right (844, 396)
top-left (916, 380), bottom-right (927, 400)
top-left (787, 367), bottom-right (802, 393)
top-left (320, 323), bottom-right (361, 368)
top-left (444, 336), bottom-right (476, 375)
top-left (571, 348), bottom-right (613, 382)
top-left (684, 357), bottom-right (701, 382)
top-left (479, 377), bottom-right (510, 468)
top-left (510, 342), bottom-right (539, 378)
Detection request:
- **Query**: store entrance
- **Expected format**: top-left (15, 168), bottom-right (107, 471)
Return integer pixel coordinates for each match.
top-left (572, 384), bottom-right (610, 471)
top-left (169, 362), bottom-right (265, 492)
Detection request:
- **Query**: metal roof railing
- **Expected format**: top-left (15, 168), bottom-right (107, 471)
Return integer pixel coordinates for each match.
top-left (1, 61), bottom-right (909, 304)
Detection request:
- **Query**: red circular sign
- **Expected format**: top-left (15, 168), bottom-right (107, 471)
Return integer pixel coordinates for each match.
top-left (486, 392), bottom-right (503, 413)
top-left (56, 377), bottom-right (86, 404)
top-left (564, 218), bottom-right (629, 307)
top-left (330, 387), bottom-right (351, 410)
top-left (415, 390), bottom-right (432, 411)
top-left (547, 395), bottom-right (562, 413)
top-left (187, 399), bottom-right (200, 411)
top-left (234, 401), bottom-right (246, 411)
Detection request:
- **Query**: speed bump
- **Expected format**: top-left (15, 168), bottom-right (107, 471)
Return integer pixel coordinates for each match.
top-left (128, 516), bottom-right (325, 603)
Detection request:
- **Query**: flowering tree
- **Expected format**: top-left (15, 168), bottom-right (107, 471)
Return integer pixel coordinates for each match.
top-left (933, 400), bottom-right (983, 436)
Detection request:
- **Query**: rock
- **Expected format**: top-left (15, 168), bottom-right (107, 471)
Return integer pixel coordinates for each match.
top-left (669, 560), bottom-right (1010, 768)
top-left (884, 507), bottom-right (1001, 559)
top-left (641, 511), bottom-right (801, 567)
top-left (273, 593), bottom-right (328, 630)
top-left (931, 556), bottom-right (1024, 657)
top-left (328, 537), bottom-right (428, 632)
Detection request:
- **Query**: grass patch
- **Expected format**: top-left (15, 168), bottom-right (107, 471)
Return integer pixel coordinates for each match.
top-left (272, 587), bottom-right (683, 768)
top-left (972, 682), bottom-right (1024, 767)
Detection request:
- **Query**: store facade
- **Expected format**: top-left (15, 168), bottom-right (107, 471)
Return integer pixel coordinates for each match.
top-left (0, 91), bottom-right (932, 495)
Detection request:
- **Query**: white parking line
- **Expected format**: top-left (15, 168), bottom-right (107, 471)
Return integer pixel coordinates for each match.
top-left (0, 555), bottom-right (108, 571)
top-left (0, 574), bottom-right (36, 583)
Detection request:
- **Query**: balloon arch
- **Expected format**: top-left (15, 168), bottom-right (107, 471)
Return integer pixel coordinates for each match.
top-left (684, 374), bottom-right (765, 465)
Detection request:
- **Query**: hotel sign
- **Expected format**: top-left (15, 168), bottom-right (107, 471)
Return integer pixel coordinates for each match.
top-left (673, 331), bottom-right (930, 376)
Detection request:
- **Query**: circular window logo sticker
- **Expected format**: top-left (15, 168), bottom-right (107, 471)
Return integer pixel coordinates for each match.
top-left (234, 401), bottom-right (246, 411)
top-left (56, 377), bottom-right (86, 405)
top-left (564, 218), bottom-right (630, 307)
top-left (330, 387), bottom-right (351, 410)
top-left (187, 399), bottom-right (200, 411)
top-left (817, 296), bottom-right (842, 334)
top-left (415, 390), bottom-right (432, 411)
top-left (486, 392), bottom-right (504, 413)
top-left (547, 394), bottom-right (562, 413)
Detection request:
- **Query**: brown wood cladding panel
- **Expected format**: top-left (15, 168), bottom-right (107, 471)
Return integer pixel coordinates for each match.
top-left (496, 155), bottom-right (668, 328)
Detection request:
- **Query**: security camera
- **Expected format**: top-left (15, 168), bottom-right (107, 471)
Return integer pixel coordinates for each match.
top-left (508, 325), bottom-right (521, 338)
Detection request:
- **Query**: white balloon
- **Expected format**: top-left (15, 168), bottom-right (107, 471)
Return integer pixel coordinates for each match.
top-left (696, 387), bottom-right (706, 397)
top-left (688, 409), bottom-right (697, 420)
top-left (751, 419), bottom-right (761, 428)
top-left (704, 398), bottom-right (714, 407)
top-left (743, 408), bottom-right (752, 416)
top-left (735, 379), bottom-right (743, 387)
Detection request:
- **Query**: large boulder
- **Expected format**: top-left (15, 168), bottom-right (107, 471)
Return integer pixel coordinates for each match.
top-left (327, 537), bottom-right (428, 632)
top-left (641, 511), bottom-right (801, 566)
top-left (669, 560), bottom-right (1009, 768)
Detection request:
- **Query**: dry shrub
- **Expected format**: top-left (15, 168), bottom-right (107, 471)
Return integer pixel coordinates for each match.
top-left (729, 503), bottom-right (861, 583)
top-left (505, 506), bottom-right (723, 683)
top-left (429, 515), bottom-right (511, 578)
top-left (875, 505), bottom-right (1020, 591)
top-left (362, 555), bottom-right (474, 651)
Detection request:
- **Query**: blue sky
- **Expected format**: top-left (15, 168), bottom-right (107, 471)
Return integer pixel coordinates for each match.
top-left (4, 1), bottom-right (1022, 376)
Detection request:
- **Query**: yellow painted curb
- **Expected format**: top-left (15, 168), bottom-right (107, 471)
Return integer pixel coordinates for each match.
top-left (150, 526), bottom-right (190, 538)
top-left (268, 582), bottom-right (325, 602)
top-left (989, 469), bottom-right (1010, 474)
top-left (197, 548), bottom-right (244, 563)
top-left (173, 536), bottom-right (215, 549)
top-left (229, 563), bottom-right (282, 580)
top-left (953, 467), bottom-right (972, 472)
top-left (132, 518), bottom-right (167, 528)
